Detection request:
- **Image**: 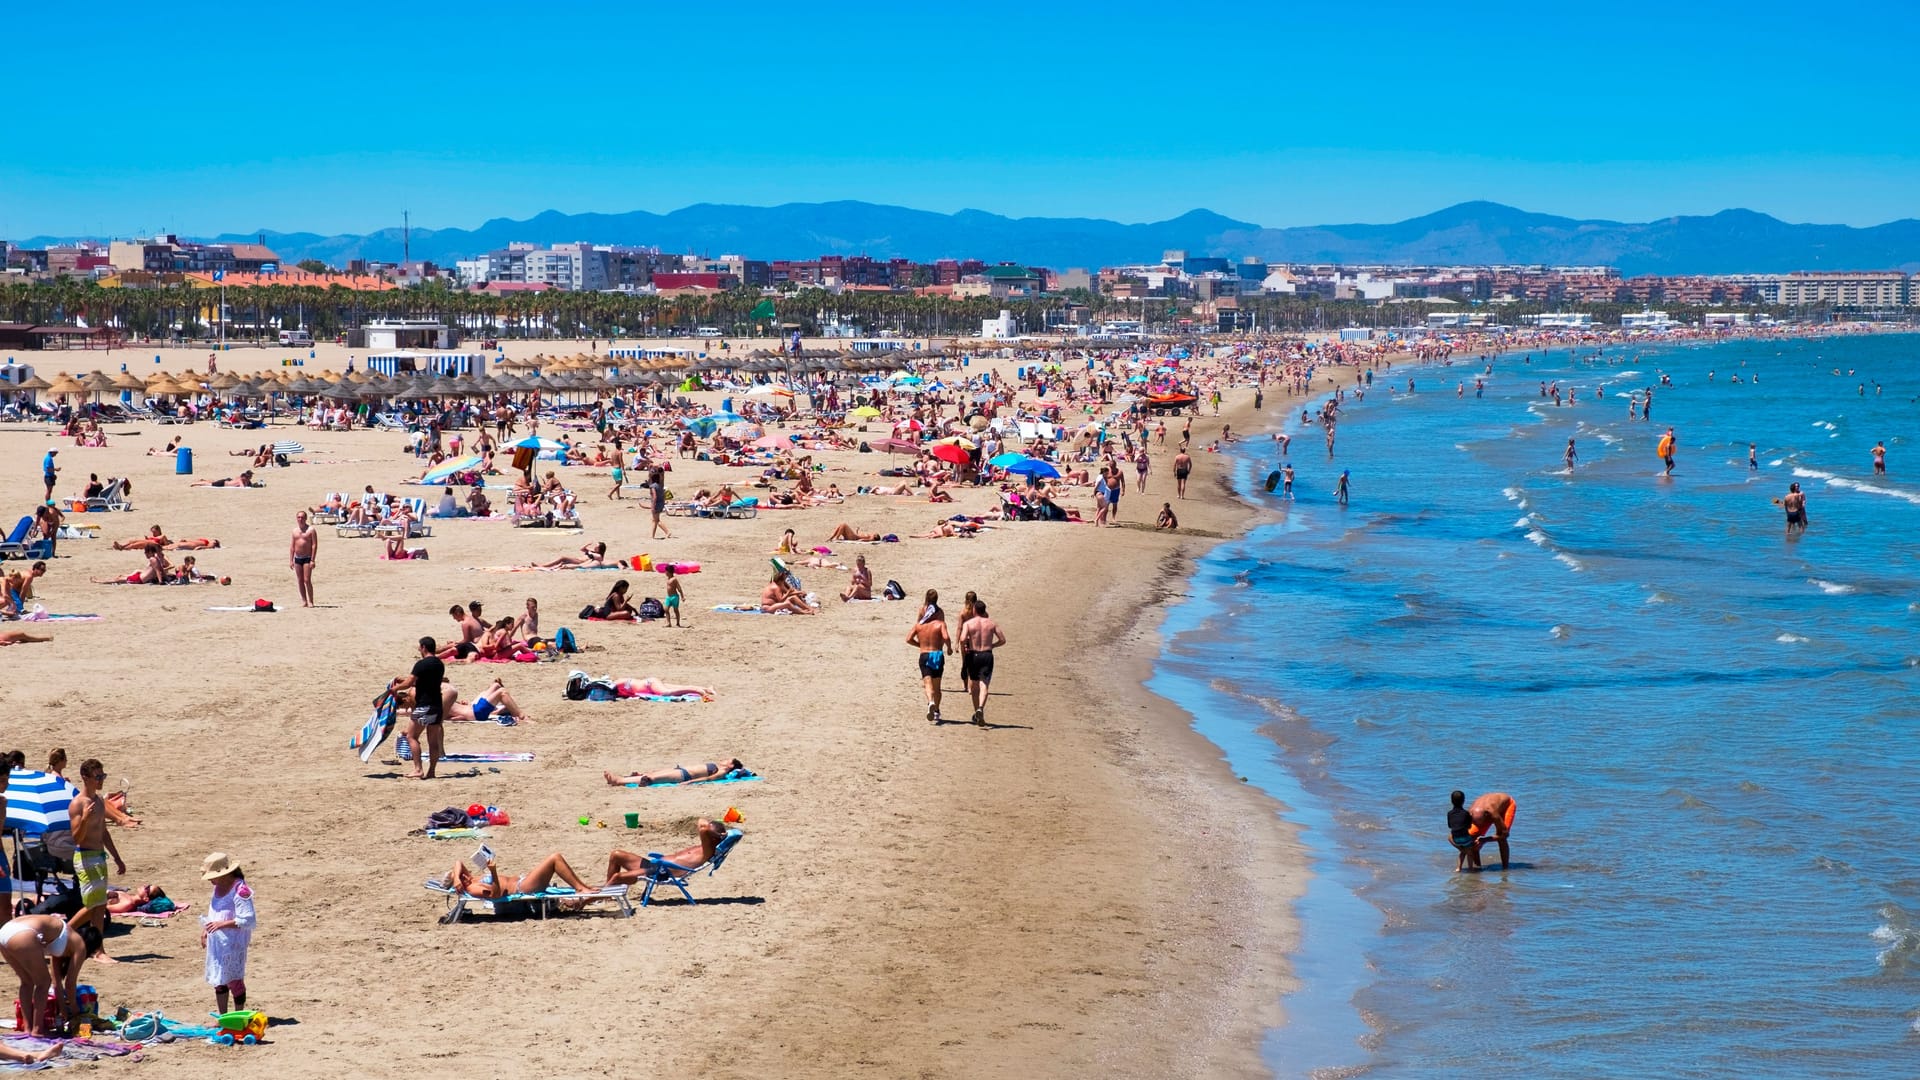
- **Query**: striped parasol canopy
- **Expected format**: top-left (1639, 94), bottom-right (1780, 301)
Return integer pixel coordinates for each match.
top-left (5, 770), bottom-right (77, 837)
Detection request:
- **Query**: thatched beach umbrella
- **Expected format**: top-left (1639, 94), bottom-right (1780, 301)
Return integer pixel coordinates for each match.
top-left (46, 374), bottom-right (87, 396)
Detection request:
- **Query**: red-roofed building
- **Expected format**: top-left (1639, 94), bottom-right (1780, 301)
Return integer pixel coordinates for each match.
top-left (653, 272), bottom-right (737, 290)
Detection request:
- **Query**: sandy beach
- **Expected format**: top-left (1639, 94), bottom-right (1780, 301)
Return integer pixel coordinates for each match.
top-left (0, 340), bottom-right (1326, 1077)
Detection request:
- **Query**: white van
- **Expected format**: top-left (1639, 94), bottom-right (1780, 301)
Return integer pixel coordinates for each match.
top-left (695, 326), bottom-right (722, 337)
top-left (279, 329), bottom-right (314, 346)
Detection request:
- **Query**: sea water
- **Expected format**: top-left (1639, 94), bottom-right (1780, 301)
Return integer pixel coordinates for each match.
top-left (1152, 332), bottom-right (1920, 1079)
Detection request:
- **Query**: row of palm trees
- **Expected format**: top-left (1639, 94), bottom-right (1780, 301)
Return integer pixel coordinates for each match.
top-left (0, 279), bottom-right (1814, 345)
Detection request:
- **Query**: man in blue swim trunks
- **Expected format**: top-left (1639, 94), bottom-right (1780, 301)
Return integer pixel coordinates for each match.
top-left (41, 449), bottom-right (57, 504)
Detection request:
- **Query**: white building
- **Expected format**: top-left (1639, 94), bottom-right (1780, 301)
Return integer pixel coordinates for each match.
top-left (1520, 313), bottom-right (1594, 330)
top-left (454, 258), bottom-right (490, 286)
top-left (1620, 310), bottom-right (1675, 331)
top-left (522, 243), bottom-right (611, 292)
top-left (980, 310), bottom-right (1017, 340)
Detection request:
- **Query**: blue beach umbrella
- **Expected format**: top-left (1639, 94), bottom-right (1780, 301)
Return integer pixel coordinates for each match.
top-left (6, 770), bottom-right (77, 837)
top-left (1005, 459), bottom-right (1061, 479)
top-left (686, 416), bottom-right (721, 436)
top-left (987, 452), bottom-right (1030, 468)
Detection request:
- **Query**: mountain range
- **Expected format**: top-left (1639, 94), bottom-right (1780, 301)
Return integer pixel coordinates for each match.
top-left (22, 201), bottom-right (1920, 276)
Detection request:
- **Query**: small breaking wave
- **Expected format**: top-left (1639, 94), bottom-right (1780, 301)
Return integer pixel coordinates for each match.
top-left (1810, 579), bottom-right (1857, 595)
top-left (1776, 632), bottom-right (1809, 644)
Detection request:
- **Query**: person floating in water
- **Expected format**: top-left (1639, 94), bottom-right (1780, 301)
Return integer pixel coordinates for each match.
top-left (1448, 790), bottom-right (1516, 872)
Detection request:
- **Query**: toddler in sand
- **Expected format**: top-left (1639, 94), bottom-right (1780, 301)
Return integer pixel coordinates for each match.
top-left (200, 852), bottom-right (257, 1014)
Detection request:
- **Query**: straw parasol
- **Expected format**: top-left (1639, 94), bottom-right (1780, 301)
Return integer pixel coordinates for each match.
top-left (15, 375), bottom-right (52, 393)
top-left (208, 372), bottom-right (242, 390)
top-left (110, 371), bottom-right (146, 391)
top-left (46, 374), bottom-right (87, 395)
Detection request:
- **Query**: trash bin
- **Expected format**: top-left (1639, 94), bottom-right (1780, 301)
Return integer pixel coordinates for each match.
top-left (175, 446), bottom-right (193, 475)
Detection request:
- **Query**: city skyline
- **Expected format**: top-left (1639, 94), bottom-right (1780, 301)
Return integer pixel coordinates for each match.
top-left (2, 2), bottom-right (1916, 237)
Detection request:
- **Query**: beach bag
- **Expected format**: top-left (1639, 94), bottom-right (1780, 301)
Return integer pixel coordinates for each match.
top-left (637, 598), bottom-right (665, 620)
top-left (553, 627), bottom-right (578, 653)
top-left (883, 579), bottom-right (905, 600)
top-left (858, 441), bottom-right (872, 453)
top-left (578, 604), bottom-right (598, 620)
top-left (426, 807), bottom-right (469, 831)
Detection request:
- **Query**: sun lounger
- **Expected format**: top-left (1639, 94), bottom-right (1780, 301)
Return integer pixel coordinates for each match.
top-left (154, 413), bottom-right (193, 425)
top-left (0, 517), bottom-right (33, 560)
top-left (315, 494), bottom-right (348, 524)
top-left (662, 501), bottom-right (701, 517)
top-left (85, 478), bottom-right (132, 512)
top-left (638, 829), bottom-right (744, 906)
top-left (423, 880), bottom-right (634, 924)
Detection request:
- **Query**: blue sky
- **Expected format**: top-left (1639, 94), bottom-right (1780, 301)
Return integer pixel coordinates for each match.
top-left (3, 1), bottom-right (1916, 238)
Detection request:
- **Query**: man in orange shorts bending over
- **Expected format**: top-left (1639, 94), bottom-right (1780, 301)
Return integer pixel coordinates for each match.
top-left (1456, 791), bottom-right (1515, 871)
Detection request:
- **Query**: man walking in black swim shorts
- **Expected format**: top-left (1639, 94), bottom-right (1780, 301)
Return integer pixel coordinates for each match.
top-left (389, 637), bottom-right (446, 779)
top-left (958, 599), bottom-right (1007, 726)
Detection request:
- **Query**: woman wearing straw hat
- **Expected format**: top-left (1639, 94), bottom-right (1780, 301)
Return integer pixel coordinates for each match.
top-left (200, 853), bottom-right (257, 1014)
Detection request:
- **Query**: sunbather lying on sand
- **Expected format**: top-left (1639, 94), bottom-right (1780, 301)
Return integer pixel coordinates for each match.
top-left (603, 819), bottom-right (731, 885)
top-left (529, 541), bottom-right (607, 569)
top-left (106, 884), bottom-right (167, 915)
top-left (0, 630), bottom-right (51, 646)
top-left (825, 523), bottom-right (881, 542)
top-left (912, 519), bottom-right (979, 539)
top-left (190, 470), bottom-right (260, 488)
top-left (442, 852), bottom-right (594, 899)
top-left (605, 758), bottom-right (745, 786)
top-left (396, 678), bottom-right (530, 723)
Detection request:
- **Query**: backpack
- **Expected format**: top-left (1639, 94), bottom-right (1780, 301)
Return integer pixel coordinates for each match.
top-left (883, 579), bottom-right (905, 600)
top-left (579, 604), bottom-right (598, 620)
top-left (637, 597), bottom-right (666, 620)
top-left (426, 807), bottom-right (469, 831)
top-left (553, 627), bottom-right (578, 653)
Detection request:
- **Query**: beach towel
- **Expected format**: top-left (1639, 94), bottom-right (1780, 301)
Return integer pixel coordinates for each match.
top-left (394, 736), bottom-right (532, 763)
top-left (628, 774), bottom-right (761, 788)
top-left (206, 606), bottom-right (276, 612)
top-left (467, 564), bottom-right (618, 573)
top-left (712, 604), bottom-right (781, 614)
top-left (15, 609), bottom-right (101, 622)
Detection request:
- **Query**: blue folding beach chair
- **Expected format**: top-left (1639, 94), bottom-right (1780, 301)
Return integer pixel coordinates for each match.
top-left (422, 880), bottom-right (635, 925)
top-left (639, 828), bottom-right (744, 906)
top-left (0, 517), bottom-right (32, 560)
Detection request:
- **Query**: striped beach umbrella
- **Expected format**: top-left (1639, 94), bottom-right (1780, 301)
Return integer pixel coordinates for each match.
top-left (5, 770), bottom-right (77, 837)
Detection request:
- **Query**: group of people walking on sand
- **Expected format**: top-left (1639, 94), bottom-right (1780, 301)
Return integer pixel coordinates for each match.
top-left (905, 588), bottom-right (1006, 726)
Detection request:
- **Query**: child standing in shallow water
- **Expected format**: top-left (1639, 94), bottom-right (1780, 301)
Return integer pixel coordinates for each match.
top-left (200, 852), bottom-right (256, 1013)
